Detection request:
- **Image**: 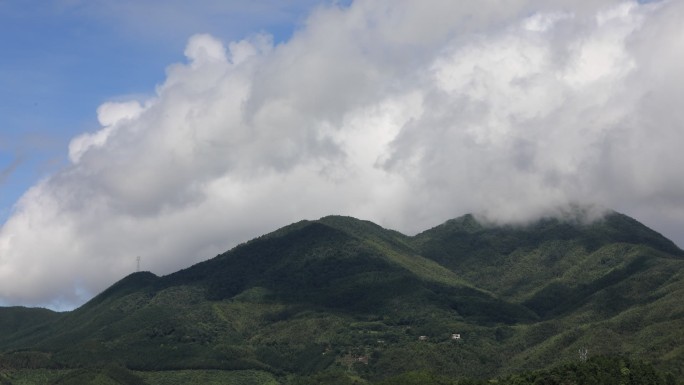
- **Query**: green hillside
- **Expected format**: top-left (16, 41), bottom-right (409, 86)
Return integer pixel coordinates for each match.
top-left (0, 307), bottom-right (60, 339)
top-left (0, 211), bottom-right (682, 384)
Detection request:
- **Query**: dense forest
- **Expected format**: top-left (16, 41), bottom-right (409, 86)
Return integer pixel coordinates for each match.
top-left (1, 211), bottom-right (683, 384)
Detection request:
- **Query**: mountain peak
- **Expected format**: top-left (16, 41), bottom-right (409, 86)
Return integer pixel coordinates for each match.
top-left (2, 209), bottom-right (684, 380)
top-left (81, 271), bottom-right (159, 310)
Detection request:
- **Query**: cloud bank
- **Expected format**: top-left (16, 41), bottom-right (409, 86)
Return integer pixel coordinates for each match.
top-left (2, 0), bottom-right (683, 309)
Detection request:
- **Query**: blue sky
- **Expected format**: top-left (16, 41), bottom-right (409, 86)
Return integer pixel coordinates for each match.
top-left (0, 0), bottom-right (328, 222)
top-left (1, 0), bottom-right (683, 309)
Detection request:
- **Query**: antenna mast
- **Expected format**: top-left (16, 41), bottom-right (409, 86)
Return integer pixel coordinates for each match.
top-left (136, 256), bottom-right (141, 272)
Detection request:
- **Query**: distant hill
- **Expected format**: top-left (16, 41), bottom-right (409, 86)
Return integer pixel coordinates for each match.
top-left (0, 306), bottom-right (60, 343)
top-left (1, 211), bottom-right (682, 384)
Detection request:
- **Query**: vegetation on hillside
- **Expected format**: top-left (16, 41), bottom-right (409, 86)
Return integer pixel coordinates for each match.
top-left (1, 211), bottom-right (683, 383)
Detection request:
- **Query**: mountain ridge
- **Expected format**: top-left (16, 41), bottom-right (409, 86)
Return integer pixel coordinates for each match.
top-left (1, 210), bottom-right (683, 383)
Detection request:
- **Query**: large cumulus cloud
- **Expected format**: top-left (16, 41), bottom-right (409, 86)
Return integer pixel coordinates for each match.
top-left (1, 0), bottom-right (683, 309)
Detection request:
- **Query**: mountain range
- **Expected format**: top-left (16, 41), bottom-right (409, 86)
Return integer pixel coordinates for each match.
top-left (1, 210), bottom-right (683, 384)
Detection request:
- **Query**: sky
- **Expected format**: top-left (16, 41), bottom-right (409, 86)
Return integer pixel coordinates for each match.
top-left (1, 0), bottom-right (683, 310)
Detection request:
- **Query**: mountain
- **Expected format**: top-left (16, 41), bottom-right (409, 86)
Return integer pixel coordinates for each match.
top-left (0, 211), bottom-right (682, 384)
top-left (0, 307), bottom-right (60, 336)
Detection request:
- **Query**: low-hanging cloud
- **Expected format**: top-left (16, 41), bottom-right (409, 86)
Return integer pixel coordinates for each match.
top-left (1, 0), bottom-right (683, 309)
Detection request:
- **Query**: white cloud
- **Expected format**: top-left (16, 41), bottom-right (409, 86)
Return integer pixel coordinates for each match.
top-left (2, 0), bottom-right (684, 309)
top-left (523, 12), bottom-right (573, 32)
top-left (184, 34), bottom-right (227, 66)
top-left (68, 101), bottom-right (144, 163)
